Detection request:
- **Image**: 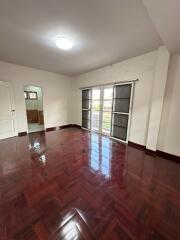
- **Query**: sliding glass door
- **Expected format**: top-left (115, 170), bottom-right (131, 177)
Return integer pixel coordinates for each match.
top-left (82, 82), bottom-right (134, 142)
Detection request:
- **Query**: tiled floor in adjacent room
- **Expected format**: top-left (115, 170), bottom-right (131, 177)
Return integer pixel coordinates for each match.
top-left (0, 128), bottom-right (179, 239)
top-left (28, 123), bottom-right (44, 133)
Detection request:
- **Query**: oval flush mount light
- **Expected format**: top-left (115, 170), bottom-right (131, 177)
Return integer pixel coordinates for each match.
top-left (55, 36), bottom-right (73, 50)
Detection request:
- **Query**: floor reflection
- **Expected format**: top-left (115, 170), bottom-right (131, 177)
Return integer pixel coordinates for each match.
top-left (39, 154), bottom-right (46, 165)
top-left (28, 131), bottom-right (46, 150)
top-left (89, 132), bottom-right (128, 186)
top-left (61, 220), bottom-right (79, 240)
top-left (29, 141), bottom-right (41, 150)
top-left (0, 128), bottom-right (180, 239)
top-left (90, 133), bottom-right (111, 178)
top-left (28, 132), bottom-right (47, 165)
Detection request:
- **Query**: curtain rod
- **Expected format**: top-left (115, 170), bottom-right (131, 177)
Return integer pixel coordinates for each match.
top-left (79, 78), bottom-right (139, 89)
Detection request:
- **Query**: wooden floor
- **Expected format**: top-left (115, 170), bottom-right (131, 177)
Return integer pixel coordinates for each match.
top-left (0, 128), bottom-right (180, 240)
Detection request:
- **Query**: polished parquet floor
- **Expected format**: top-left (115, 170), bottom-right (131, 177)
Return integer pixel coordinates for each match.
top-left (0, 128), bottom-right (180, 240)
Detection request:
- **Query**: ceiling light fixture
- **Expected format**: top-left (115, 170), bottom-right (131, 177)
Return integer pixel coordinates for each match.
top-left (55, 36), bottom-right (73, 50)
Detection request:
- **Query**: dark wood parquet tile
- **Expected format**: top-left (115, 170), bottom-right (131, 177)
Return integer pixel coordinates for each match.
top-left (0, 128), bottom-right (180, 239)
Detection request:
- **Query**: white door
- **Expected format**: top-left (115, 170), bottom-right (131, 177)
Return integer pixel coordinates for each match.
top-left (0, 81), bottom-right (17, 139)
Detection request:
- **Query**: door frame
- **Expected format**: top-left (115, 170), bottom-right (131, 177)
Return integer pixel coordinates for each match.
top-left (0, 80), bottom-right (18, 139)
top-left (24, 84), bottom-right (45, 133)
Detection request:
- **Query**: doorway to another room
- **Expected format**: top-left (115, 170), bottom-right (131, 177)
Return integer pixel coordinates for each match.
top-left (24, 85), bottom-right (44, 133)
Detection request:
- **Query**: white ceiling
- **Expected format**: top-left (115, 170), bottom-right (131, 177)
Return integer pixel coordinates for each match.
top-left (142, 0), bottom-right (180, 54)
top-left (0, 0), bottom-right (170, 76)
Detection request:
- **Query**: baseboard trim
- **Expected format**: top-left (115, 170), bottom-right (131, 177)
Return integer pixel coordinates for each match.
top-left (59, 124), bottom-right (73, 129)
top-left (128, 141), bottom-right (146, 151)
top-left (72, 124), bottom-right (82, 129)
top-left (18, 132), bottom-right (27, 136)
top-left (46, 124), bottom-right (81, 132)
top-left (128, 141), bottom-right (179, 163)
top-left (157, 150), bottom-right (180, 163)
top-left (145, 148), bottom-right (157, 156)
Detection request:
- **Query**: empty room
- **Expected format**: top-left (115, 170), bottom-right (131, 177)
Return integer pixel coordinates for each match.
top-left (0, 0), bottom-right (180, 239)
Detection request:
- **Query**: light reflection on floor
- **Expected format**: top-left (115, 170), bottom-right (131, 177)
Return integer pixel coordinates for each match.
top-left (90, 133), bottom-right (111, 178)
top-left (29, 141), bottom-right (41, 150)
top-left (39, 154), bottom-right (46, 165)
top-left (61, 220), bottom-right (79, 240)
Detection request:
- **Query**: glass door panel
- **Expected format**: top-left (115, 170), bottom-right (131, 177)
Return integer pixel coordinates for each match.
top-left (102, 111), bottom-right (112, 135)
top-left (102, 87), bottom-right (113, 135)
top-left (91, 86), bottom-right (113, 135)
top-left (91, 88), bottom-right (101, 132)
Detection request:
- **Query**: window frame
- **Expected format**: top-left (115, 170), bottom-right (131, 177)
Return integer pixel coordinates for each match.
top-left (28, 91), bottom-right (38, 100)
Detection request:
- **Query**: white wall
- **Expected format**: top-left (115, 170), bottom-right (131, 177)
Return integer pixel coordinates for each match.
top-left (158, 54), bottom-right (180, 156)
top-left (146, 46), bottom-right (170, 151)
top-left (71, 50), bottom-right (158, 146)
top-left (24, 85), bottom-right (43, 111)
top-left (0, 61), bottom-right (72, 133)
